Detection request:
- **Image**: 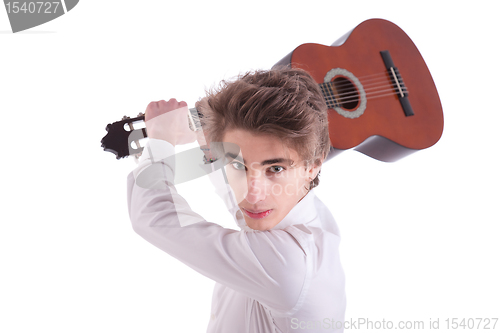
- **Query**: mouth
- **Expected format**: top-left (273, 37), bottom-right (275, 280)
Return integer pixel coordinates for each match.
top-left (241, 208), bottom-right (273, 219)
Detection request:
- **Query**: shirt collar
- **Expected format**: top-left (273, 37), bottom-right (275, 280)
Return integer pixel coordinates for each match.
top-left (271, 189), bottom-right (318, 230)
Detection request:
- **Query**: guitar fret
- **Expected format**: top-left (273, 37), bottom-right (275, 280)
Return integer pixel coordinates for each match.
top-left (320, 82), bottom-right (336, 109)
top-left (325, 82), bottom-right (339, 108)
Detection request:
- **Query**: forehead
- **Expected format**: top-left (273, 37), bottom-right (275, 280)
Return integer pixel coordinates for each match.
top-left (222, 128), bottom-right (299, 163)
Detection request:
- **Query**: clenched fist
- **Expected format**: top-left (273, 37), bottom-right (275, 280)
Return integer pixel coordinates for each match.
top-left (144, 98), bottom-right (197, 146)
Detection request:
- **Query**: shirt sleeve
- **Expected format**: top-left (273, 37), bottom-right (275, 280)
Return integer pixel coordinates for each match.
top-left (127, 139), bottom-right (309, 315)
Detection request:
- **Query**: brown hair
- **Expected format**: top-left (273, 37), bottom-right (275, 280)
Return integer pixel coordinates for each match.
top-left (198, 68), bottom-right (330, 189)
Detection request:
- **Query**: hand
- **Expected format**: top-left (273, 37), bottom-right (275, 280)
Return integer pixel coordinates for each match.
top-left (144, 98), bottom-right (197, 146)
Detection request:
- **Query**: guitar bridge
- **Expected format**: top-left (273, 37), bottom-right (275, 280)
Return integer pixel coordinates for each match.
top-left (380, 50), bottom-right (414, 117)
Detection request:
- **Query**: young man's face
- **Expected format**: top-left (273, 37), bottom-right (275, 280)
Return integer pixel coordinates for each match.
top-left (222, 128), bottom-right (320, 231)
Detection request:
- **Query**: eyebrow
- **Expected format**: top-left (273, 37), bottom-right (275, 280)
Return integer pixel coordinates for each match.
top-left (225, 152), bottom-right (294, 166)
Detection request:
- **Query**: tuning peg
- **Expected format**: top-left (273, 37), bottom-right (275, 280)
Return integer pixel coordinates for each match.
top-left (102, 114), bottom-right (147, 160)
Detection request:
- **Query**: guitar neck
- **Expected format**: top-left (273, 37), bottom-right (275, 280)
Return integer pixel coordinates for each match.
top-left (101, 107), bottom-right (203, 159)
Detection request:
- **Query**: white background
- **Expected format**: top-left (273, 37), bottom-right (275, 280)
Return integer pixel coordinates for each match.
top-left (1, 1), bottom-right (499, 332)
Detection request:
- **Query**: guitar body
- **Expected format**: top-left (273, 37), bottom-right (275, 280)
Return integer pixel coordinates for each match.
top-left (274, 19), bottom-right (444, 162)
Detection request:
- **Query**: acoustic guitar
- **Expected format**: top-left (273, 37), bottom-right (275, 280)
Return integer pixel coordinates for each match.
top-left (101, 19), bottom-right (443, 162)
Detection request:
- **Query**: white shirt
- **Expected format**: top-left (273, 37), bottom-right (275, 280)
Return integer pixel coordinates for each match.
top-left (127, 139), bottom-right (346, 332)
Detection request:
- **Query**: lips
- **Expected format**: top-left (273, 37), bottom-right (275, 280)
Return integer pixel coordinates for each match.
top-left (242, 208), bottom-right (273, 219)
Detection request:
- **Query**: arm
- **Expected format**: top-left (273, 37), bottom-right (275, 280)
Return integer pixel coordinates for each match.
top-left (127, 100), bottom-right (310, 315)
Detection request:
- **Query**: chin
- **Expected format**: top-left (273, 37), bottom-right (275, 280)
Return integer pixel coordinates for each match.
top-left (245, 218), bottom-right (277, 231)
top-left (247, 223), bottom-right (271, 231)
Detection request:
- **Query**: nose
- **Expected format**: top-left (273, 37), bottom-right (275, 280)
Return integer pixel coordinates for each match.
top-left (244, 175), bottom-right (268, 204)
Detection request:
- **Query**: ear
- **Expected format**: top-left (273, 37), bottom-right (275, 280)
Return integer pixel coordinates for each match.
top-left (306, 160), bottom-right (322, 180)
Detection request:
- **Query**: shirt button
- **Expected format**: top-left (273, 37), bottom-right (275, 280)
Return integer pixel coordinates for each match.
top-left (211, 313), bottom-right (216, 321)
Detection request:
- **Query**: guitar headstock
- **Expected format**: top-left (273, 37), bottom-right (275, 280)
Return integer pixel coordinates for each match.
top-left (101, 108), bottom-right (203, 160)
top-left (101, 113), bottom-right (146, 159)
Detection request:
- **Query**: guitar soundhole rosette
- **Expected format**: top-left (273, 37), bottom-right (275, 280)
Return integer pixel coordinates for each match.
top-left (323, 68), bottom-right (367, 119)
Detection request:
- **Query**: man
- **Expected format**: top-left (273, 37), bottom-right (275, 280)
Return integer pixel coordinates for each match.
top-left (127, 68), bottom-right (346, 332)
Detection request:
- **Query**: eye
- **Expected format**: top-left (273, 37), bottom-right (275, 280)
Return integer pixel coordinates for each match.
top-left (231, 161), bottom-right (246, 171)
top-left (267, 165), bottom-right (285, 174)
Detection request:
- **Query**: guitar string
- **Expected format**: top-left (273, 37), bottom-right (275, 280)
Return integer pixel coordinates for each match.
top-left (328, 71), bottom-right (399, 84)
top-left (320, 71), bottom-right (407, 105)
top-left (129, 72), bottom-right (405, 126)
top-left (325, 79), bottom-right (407, 98)
top-left (322, 76), bottom-right (408, 102)
top-left (322, 82), bottom-right (407, 104)
top-left (321, 77), bottom-right (405, 96)
top-left (323, 88), bottom-right (406, 106)
top-left (321, 72), bottom-right (403, 92)
top-left (321, 72), bottom-right (393, 89)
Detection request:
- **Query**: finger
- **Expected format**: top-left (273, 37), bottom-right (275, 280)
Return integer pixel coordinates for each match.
top-left (145, 101), bottom-right (159, 122)
top-left (145, 98), bottom-right (188, 125)
top-left (161, 99), bottom-right (188, 112)
top-left (165, 98), bottom-right (183, 111)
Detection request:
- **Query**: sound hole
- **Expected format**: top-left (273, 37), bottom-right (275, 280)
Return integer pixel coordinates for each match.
top-left (332, 76), bottom-right (359, 110)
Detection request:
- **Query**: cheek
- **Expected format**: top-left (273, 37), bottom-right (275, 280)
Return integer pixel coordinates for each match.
top-left (224, 168), bottom-right (307, 202)
top-left (257, 174), bottom-right (301, 200)
top-left (225, 168), bottom-right (249, 201)
top-left (272, 169), bottom-right (305, 193)
top-left (271, 179), bottom-right (302, 198)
